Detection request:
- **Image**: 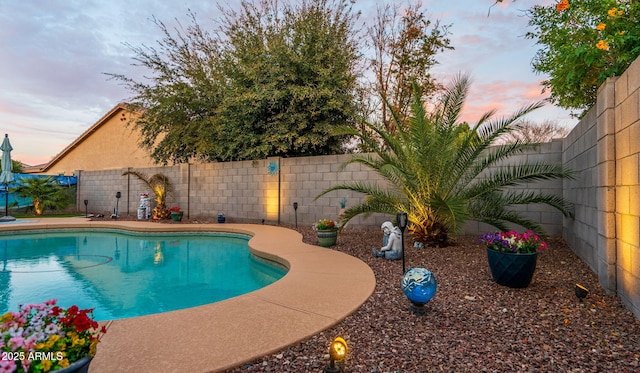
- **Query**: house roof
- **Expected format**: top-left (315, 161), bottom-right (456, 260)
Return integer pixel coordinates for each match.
top-left (22, 103), bottom-right (134, 174)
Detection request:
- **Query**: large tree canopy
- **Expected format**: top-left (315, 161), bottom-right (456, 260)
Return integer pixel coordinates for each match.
top-left (215, 0), bottom-right (361, 160)
top-left (108, 0), bottom-right (361, 164)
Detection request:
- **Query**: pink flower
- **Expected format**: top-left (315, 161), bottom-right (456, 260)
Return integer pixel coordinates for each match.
top-left (0, 359), bottom-right (16, 373)
top-left (8, 336), bottom-right (25, 351)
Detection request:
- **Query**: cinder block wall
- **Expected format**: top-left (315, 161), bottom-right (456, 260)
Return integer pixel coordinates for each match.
top-left (76, 156), bottom-right (392, 228)
top-left (76, 147), bottom-right (564, 232)
top-left (562, 105), bottom-right (599, 274)
top-left (612, 57), bottom-right (640, 318)
top-left (561, 56), bottom-right (640, 319)
top-left (76, 169), bottom-right (129, 216)
top-left (278, 154), bottom-right (390, 228)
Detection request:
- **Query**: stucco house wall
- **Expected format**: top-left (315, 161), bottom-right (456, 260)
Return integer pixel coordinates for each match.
top-left (23, 104), bottom-right (158, 175)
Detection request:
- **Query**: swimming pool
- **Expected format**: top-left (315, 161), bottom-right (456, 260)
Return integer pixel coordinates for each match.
top-left (0, 230), bottom-right (287, 321)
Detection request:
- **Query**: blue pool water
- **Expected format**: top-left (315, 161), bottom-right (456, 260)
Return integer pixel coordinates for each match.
top-left (0, 230), bottom-right (287, 321)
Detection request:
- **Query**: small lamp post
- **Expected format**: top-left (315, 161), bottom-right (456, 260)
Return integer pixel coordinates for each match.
top-left (114, 192), bottom-right (121, 219)
top-left (396, 212), bottom-right (408, 274)
top-left (83, 199), bottom-right (88, 217)
top-left (293, 202), bottom-right (298, 228)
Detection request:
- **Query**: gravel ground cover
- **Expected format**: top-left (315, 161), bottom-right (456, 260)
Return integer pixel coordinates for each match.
top-left (95, 217), bottom-right (640, 372)
top-left (228, 225), bottom-right (640, 373)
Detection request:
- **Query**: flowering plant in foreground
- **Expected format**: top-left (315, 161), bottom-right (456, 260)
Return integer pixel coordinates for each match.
top-left (0, 300), bottom-right (106, 373)
top-left (168, 206), bottom-right (181, 212)
top-left (479, 231), bottom-right (548, 254)
top-left (314, 219), bottom-right (337, 231)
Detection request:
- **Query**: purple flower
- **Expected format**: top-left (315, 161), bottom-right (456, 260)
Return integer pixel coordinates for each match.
top-left (479, 230), bottom-right (547, 254)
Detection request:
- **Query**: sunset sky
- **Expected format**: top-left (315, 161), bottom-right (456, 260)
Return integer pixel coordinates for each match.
top-left (0, 0), bottom-right (574, 167)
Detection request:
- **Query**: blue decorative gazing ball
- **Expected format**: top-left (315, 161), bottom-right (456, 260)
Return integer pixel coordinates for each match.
top-left (401, 267), bottom-right (437, 306)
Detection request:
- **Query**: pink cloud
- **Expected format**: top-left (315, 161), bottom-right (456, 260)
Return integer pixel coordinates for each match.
top-left (458, 79), bottom-right (550, 124)
top-left (458, 35), bottom-right (484, 45)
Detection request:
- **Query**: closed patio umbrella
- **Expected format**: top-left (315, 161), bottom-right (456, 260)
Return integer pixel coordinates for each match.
top-left (0, 134), bottom-right (15, 221)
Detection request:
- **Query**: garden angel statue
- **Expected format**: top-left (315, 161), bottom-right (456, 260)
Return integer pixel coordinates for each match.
top-left (372, 221), bottom-right (403, 260)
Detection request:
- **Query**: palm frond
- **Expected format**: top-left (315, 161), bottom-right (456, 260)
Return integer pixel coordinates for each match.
top-left (122, 171), bottom-right (152, 190)
top-left (315, 181), bottom-right (402, 204)
top-left (123, 170), bottom-right (173, 205)
top-left (494, 190), bottom-right (574, 218)
top-left (475, 210), bottom-right (546, 238)
top-left (437, 73), bottom-right (469, 129)
top-left (337, 198), bottom-right (402, 229)
top-left (463, 163), bottom-right (574, 200)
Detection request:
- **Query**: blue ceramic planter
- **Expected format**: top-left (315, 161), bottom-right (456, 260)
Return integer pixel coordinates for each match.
top-left (486, 248), bottom-right (538, 288)
top-left (57, 356), bottom-right (92, 373)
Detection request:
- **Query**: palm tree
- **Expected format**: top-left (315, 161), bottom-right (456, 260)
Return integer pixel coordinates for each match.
top-left (316, 75), bottom-right (574, 246)
top-left (122, 171), bottom-right (173, 220)
top-left (12, 176), bottom-right (73, 215)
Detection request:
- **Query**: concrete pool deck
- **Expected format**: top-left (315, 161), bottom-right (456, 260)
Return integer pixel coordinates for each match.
top-left (0, 218), bottom-right (376, 372)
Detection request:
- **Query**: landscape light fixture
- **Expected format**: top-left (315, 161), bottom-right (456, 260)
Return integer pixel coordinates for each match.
top-left (575, 283), bottom-right (589, 301)
top-left (324, 337), bottom-right (348, 373)
top-left (83, 199), bottom-right (88, 217)
top-left (293, 202), bottom-right (298, 228)
top-left (397, 212), bottom-right (408, 274)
